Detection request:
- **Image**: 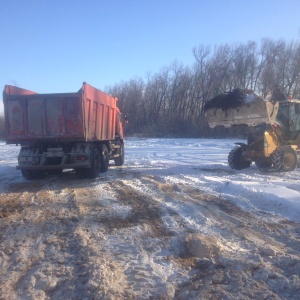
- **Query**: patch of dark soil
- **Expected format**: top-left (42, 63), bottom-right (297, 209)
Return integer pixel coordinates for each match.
top-left (108, 181), bottom-right (173, 238)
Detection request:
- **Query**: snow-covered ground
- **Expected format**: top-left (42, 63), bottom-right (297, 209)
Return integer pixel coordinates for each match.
top-left (0, 138), bottom-right (300, 299)
top-left (125, 138), bottom-right (300, 223)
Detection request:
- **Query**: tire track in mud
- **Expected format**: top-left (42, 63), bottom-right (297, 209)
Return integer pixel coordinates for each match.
top-left (1, 176), bottom-right (178, 299)
top-left (1, 171), bottom-right (300, 299)
top-left (143, 174), bottom-right (300, 257)
top-left (105, 174), bottom-right (300, 299)
top-left (100, 180), bottom-right (182, 298)
top-left (0, 179), bottom-right (131, 299)
top-left (0, 182), bottom-right (61, 300)
top-left (138, 174), bottom-right (300, 299)
top-left (67, 186), bottom-right (132, 299)
top-left (106, 173), bottom-right (300, 260)
top-left (107, 180), bottom-right (174, 238)
top-left (40, 190), bottom-right (93, 300)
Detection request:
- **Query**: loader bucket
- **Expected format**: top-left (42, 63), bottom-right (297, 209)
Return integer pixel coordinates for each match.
top-left (204, 90), bottom-right (279, 128)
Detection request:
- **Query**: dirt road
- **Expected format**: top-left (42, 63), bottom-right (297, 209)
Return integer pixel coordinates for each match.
top-left (1, 167), bottom-right (300, 300)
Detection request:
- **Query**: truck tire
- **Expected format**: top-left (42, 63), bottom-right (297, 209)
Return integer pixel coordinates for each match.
top-left (75, 168), bottom-right (89, 179)
top-left (21, 169), bottom-right (46, 180)
top-left (47, 169), bottom-right (63, 176)
top-left (76, 148), bottom-right (101, 179)
top-left (228, 146), bottom-right (251, 170)
top-left (100, 144), bottom-right (109, 172)
top-left (114, 142), bottom-right (124, 166)
top-left (272, 148), bottom-right (297, 172)
top-left (77, 148), bottom-right (101, 179)
top-left (88, 148), bottom-right (101, 178)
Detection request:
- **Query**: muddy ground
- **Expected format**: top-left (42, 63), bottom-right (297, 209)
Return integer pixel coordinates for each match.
top-left (0, 168), bottom-right (300, 299)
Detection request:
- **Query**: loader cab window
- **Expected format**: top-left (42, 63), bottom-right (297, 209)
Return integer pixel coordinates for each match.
top-left (276, 104), bottom-right (289, 127)
top-left (290, 103), bottom-right (300, 133)
top-left (276, 103), bottom-right (291, 139)
top-left (277, 102), bottom-right (300, 139)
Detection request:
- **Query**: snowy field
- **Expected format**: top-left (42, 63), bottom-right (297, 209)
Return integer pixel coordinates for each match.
top-left (124, 138), bottom-right (300, 223)
top-left (0, 138), bottom-right (300, 299)
top-left (1, 137), bottom-right (300, 222)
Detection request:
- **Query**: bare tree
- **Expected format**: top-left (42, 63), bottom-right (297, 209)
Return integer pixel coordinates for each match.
top-left (106, 37), bottom-right (300, 137)
top-left (144, 67), bottom-right (170, 126)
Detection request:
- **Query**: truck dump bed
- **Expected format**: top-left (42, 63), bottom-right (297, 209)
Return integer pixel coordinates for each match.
top-left (3, 82), bottom-right (118, 144)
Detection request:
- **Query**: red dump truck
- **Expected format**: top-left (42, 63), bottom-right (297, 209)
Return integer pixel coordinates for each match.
top-left (3, 82), bottom-right (125, 179)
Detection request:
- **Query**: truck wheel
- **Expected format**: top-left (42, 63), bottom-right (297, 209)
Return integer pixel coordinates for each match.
top-left (272, 148), bottom-right (297, 172)
top-left (114, 143), bottom-right (124, 166)
top-left (21, 169), bottom-right (46, 180)
top-left (100, 144), bottom-right (109, 172)
top-left (21, 169), bottom-right (34, 180)
top-left (75, 168), bottom-right (87, 179)
top-left (87, 148), bottom-right (101, 178)
top-left (47, 169), bottom-right (63, 176)
top-left (228, 146), bottom-right (251, 170)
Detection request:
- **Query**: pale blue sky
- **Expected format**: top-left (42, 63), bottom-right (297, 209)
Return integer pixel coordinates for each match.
top-left (1, 0), bottom-right (299, 113)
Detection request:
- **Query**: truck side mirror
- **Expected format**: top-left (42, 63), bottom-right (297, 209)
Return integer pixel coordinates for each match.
top-left (295, 103), bottom-right (300, 114)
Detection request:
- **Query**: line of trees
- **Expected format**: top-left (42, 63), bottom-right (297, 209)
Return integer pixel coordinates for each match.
top-left (1, 38), bottom-right (299, 139)
top-left (107, 39), bottom-right (300, 137)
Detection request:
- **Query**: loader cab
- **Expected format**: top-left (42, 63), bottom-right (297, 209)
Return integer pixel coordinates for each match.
top-left (276, 101), bottom-right (300, 141)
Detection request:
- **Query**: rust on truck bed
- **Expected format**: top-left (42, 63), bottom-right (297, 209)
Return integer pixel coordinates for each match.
top-left (3, 82), bottom-right (118, 144)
